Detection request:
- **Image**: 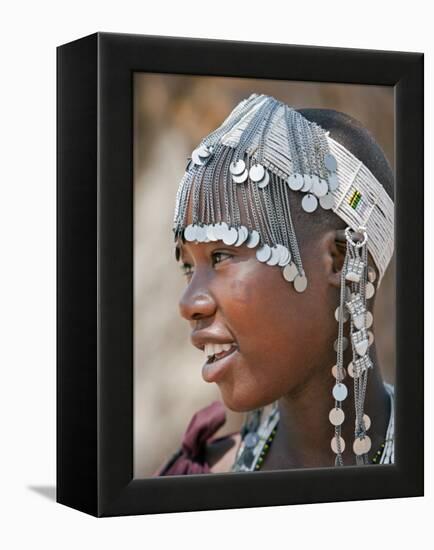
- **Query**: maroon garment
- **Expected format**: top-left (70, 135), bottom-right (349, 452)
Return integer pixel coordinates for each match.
top-left (153, 400), bottom-right (237, 476)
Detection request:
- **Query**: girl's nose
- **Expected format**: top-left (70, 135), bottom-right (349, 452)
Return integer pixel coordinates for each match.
top-left (178, 274), bottom-right (217, 322)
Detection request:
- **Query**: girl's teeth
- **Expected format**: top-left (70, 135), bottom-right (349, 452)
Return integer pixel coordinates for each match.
top-left (204, 342), bottom-right (236, 359)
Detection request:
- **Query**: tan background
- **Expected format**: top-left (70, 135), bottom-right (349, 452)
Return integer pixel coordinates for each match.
top-left (133, 73), bottom-right (395, 478)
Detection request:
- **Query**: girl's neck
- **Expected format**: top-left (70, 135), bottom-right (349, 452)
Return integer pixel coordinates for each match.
top-left (261, 345), bottom-right (391, 470)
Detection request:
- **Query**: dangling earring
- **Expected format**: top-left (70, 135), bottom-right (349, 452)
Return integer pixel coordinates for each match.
top-left (330, 226), bottom-right (375, 466)
top-left (330, 235), bottom-right (351, 466)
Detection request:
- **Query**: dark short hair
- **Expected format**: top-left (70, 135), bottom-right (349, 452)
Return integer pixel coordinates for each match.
top-left (298, 108), bottom-right (394, 200)
top-left (290, 108), bottom-right (394, 245)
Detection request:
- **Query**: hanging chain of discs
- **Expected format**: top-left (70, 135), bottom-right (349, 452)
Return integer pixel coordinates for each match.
top-left (330, 227), bottom-right (378, 466)
top-left (173, 95), bottom-right (342, 294)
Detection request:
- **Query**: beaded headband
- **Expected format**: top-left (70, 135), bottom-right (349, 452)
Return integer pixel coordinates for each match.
top-left (172, 93), bottom-right (394, 290)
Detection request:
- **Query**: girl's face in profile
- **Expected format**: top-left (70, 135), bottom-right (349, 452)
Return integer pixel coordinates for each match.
top-left (176, 231), bottom-right (339, 412)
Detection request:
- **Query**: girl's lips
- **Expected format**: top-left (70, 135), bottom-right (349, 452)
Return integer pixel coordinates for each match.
top-left (201, 345), bottom-right (238, 383)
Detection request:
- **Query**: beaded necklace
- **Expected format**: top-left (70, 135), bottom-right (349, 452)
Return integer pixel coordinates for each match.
top-left (254, 423), bottom-right (387, 470)
top-left (231, 382), bottom-right (394, 472)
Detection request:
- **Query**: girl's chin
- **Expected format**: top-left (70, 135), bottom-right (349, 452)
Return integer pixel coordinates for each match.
top-left (218, 385), bottom-right (275, 413)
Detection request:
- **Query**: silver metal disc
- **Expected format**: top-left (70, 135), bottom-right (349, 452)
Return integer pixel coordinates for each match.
top-left (293, 273), bottom-right (308, 292)
top-left (194, 224), bottom-right (203, 242)
top-left (334, 336), bottom-right (348, 352)
top-left (334, 306), bottom-right (349, 323)
top-left (313, 178), bottom-right (328, 197)
top-left (249, 163), bottom-right (265, 183)
top-left (184, 224), bottom-right (196, 241)
top-left (257, 170), bottom-right (270, 189)
top-left (198, 153), bottom-right (211, 164)
top-left (190, 224), bottom-right (200, 241)
top-left (319, 192), bottom-right (335, 210)
top-left (310, 174), bottom-right (320, 188)
top-left (353, 435), bottom-right (371, 456)
top-left (246, 230), bottom-right (260, 248)
top-left (216, 222), bottom-right (229, 240)
top-left (368, 330), bottom-right (374, 346)
top-left (196, 225), bottom-right (207, 242)
top-left (301, 193), bottom-right (318, 213)
top-left (234, 226), bottom-right (249, 247)
top-left (244, 432), bottom-right (259, 448)
top-left (277, 245), bottom-right (291, 266)
top-left (331, 435), bottom-right (345, 454)
top-left (329, 407), bottom-right (345, 426)
top-left (333, 382), bottom-right (348, 401)
top-left (324, 153), bottom-right (337, 172)
top-left (347, 362), bottom-right (354, 378)
top-left (223, 226), bottom-right (238, 245)
top-left (197, 144), bottom-right (211, 158)
top-left (301, 174), bottom-right (313, 192)
top-left (203, 226), bottom-right (212, 242)
top-left (207, 224), bottom-right (218, 242)
top-left (213, 223), bottom-right (223, 240)
top-left (366, 311), bottom-right (373, 328)
top-left (232, 169), bottom-right (248, 184)
top-left (361, 414), bottom-right (371, 431)
top-left (287, 173), bottom-right (304, 191)
top-left (366, 282), bottom-right (375, 299)
top-left (256, 244), bottom-right (272, 262)
top-left (229, 159), bottom-right (246, 176)
top-left (332, 364), bottom-right (346, 379)
top-left (283, 261), bottom-right (298, 282)
top-left (328, 172), bottom-right (339, 191)
top-left (266, 246), bottom-right (281, 266)
top-left (220, 225), bottom-right (231, 244)
top-left (191, 149), bottom-right (204, 166)
top-left (212, 223), bottom-right (221, 240)
top-left (367, 266), bottom-right (377, 283)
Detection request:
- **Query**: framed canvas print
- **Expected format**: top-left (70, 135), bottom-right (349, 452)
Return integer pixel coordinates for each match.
top-left (57, 32), bottom-right (424, 517)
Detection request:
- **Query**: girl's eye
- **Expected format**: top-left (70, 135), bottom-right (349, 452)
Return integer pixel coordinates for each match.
top-left (212, 251), bottom-right (232, 265)
top-left (179, 251), bottom-right (232, 278)
top-left (180, 263), bottom-right (193, 278)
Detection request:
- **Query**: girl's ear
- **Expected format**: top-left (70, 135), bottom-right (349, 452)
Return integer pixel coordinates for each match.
top-left (323, 230), bottom-right (346, 289)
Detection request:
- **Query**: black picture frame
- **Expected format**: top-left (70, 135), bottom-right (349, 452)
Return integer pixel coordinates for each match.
top-left (57, 31), bottom-right (424, 517)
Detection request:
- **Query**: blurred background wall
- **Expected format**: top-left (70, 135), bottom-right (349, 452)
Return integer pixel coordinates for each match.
top-left (134, 73), bottom-right (395, 478)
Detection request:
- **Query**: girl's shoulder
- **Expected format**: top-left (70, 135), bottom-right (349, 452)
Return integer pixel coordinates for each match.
top-left (153, 400), bottom-right (241, 476)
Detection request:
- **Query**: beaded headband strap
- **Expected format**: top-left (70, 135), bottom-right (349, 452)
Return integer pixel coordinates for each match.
top-left (327, 137), bottom-right (394, 286)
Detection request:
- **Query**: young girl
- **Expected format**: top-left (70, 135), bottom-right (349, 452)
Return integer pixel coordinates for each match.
top-left (154, 94), bottom-right (394, 475)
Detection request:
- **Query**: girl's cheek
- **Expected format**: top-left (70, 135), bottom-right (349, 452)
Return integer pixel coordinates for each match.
top-left (227, 278), bottom-right (253, 305)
